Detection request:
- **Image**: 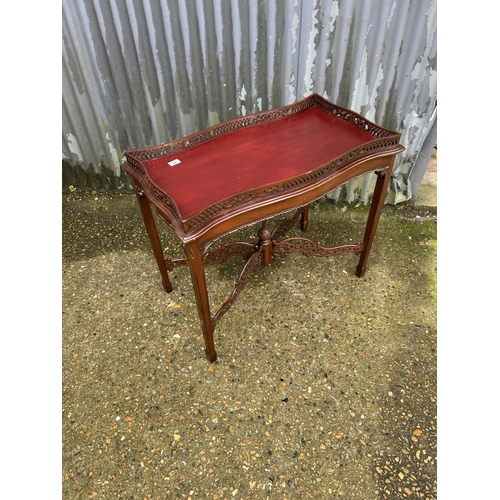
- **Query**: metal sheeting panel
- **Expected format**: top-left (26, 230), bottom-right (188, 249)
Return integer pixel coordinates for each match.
top-left (62, 0), bottom-right (437, 203)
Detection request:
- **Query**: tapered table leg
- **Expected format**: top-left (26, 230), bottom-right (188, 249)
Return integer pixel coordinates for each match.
top-left (300, 204), bottom-right (310, 231)
top-left (356, 160), bottom-right (395, 277)
top-left (184, 242), bottom-right (217, 362)
top-left (132, 179), bottom-right (173, 293)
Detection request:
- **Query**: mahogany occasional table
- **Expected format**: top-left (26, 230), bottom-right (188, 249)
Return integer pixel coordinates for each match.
top-left (122, 94), bottom-right (405, 362)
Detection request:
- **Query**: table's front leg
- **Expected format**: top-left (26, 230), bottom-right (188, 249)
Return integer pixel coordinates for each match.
top-left (356, 157), bottom-right (395, 277)
top-left (184, 242), bottom-right (217, 362)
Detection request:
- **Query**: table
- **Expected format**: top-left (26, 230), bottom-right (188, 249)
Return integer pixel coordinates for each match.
top-left (122, 94), bottom-right (405, 362)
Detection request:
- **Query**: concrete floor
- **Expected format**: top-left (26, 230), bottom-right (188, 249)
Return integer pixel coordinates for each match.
top-left (62, 184), bottom-right (437, 498)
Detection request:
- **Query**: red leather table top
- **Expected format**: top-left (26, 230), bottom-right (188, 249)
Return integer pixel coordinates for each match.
top-left (141, 106), bottom-right (375, 220)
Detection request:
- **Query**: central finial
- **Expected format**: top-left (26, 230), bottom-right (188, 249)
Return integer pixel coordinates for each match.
top-left (257, 220), bottom-right (273, 266)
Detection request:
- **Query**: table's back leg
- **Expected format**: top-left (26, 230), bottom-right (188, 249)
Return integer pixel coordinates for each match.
top-left (356, 158), bottom-right (395, 278)
top-left (300, 204), bottom-right (310, 231)
top-left (132, 179), bottom-right (173, 293)
top-left (184, 242), bottom-right (217, 363)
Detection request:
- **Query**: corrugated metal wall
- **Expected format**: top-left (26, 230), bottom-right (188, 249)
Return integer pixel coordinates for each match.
top-left (62, 0), bottom-right (437, 203)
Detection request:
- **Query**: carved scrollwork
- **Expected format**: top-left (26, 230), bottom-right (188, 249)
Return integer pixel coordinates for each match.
top-left (270, 207), bottom-right (306, 241)
top-left (311, 95), bottom-right (394, 138)
top-left (165, 241), bottom-right (258, 271)
top-left (203, 242), bottom-right (257, 266)
top-left (166, 210), bottom-right (364, 330)
top-left (212, 251), bottom-right (263, 328)
top-left (273, 237), bottom-right (363, 261)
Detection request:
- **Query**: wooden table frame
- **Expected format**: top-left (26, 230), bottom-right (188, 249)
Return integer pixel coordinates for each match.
top-left (122, 94), bottom-right (404, 362)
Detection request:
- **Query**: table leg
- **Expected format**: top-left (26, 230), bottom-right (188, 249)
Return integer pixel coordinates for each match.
top-left (356, 159), bottom-right (395, 277)
top-left (300, 204), bottom-right (310, 231)
top-left (132, 179), bottom-right (173, 293)
top-left (184, 242), bottom-right (217, 362)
